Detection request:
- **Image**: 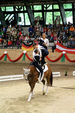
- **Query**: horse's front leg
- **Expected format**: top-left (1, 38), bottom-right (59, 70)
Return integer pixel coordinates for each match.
top-left (42, 84), bottom-right (45, 95)
top-left (28, 82), bottom-right (35, 102)
top-left (28, 91), bottom-right (33, 102)
top-left (42, 80), bottom-right (45, 95)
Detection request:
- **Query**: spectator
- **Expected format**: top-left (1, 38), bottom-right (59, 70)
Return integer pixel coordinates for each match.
top-left (8, 39), bottom-right (12, 48)
top-left (16, 39), bottom-right (21, 49)
top-left (19, 34), bottom-right (23, 44)
top-left (28, 25), bottom-right (34, 37)
top-left (43, 26), bottom-right (48, 34)
top-left (69, 25), bottom-right (74, 32)
top-left (50, 31), bottom-right (54, 42)
top-left (64, 24), bottom-right (68, 31)
top-left (65, 30), bottom-right (71, 39)
top-left (39, 25), bottom-right (43, 35)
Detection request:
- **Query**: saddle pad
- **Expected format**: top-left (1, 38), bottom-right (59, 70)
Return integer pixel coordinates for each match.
top-left (36, 64), bottom-right (48, 73)
top-left (43, 64), bottom-right (48, 72)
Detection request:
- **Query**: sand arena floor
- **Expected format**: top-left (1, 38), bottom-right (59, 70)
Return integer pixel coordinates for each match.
top-left (0, 63), bottom-right (75, 113)
top-left (0, 78), bottom-right (75, 113)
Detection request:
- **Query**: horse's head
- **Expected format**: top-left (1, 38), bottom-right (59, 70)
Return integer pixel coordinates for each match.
top-left (23, 66), bottom-right (38, 82)
top-left (23, 68), bottom-right (30, 80)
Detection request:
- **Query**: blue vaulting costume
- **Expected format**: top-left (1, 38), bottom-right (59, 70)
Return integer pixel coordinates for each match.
top-left (38, 38), bottom-right (49, 65)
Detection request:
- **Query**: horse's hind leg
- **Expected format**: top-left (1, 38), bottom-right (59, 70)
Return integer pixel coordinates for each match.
top-left (45, 76), bottom-right (50, 95)
top-left (45, 85), bottom-right (48, 95)
top-left (42, 79), bottom-right (48, 95)
top-left (28, 82), bottom-right (35, 102)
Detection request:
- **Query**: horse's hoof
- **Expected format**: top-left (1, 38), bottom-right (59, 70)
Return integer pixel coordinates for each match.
top-left (43, 92), bottom-right (45, 95)
top-left (32, 95), bottom-right (34, 98)
top-left (28, 99), bottom-right (31, 102)
top-left (45, 93), bottom-right (47, 96)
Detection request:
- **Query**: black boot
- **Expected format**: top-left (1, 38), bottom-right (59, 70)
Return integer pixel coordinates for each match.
top-left (40, 70), bottom-right (44, 81)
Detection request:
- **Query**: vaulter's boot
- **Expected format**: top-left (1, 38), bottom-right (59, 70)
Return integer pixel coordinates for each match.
top-left (40, 71), bottom-right (44, 81)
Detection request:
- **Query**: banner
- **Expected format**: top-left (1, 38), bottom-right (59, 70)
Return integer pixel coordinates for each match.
top-left (22, 44), bottom-right (33, 51)
top-left (56, 42), bottom-right (75, 54)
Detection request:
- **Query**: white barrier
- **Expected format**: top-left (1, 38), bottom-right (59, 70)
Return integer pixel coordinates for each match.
top-left (0, 74), bottom-right (24, 82)
top-left (73, 71), bottom-right (75, 76)
top-left (0, 71), bottom-right (61, 82)
top-left (1, 70), bottom-right (75, 82)
top-left (52, 72), bottom-right (61, 77)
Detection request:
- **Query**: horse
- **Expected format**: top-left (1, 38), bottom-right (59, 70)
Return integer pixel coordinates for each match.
top-left (24, 63), bottom-right (53, 101)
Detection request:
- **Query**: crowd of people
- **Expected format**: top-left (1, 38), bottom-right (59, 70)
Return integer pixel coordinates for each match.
top-left (0, 25), bottom-right (25, 49)
top-left (28, 23), bottom-right (75, 48)
top-left (0, 22), bottom-right (75, 49)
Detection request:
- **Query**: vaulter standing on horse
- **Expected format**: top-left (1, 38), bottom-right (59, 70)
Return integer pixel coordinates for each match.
top-left (31, 33), bottom-right (49, 81)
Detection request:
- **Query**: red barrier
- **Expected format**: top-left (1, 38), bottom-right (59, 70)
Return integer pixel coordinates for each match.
top-left (65, 54), bottom-right (75, 62)
top-left (7, 53), bottom-right (24, 62)
top-left (25, 53), bottom-right (33, 61)
top-left (46, 53), bottom-right (63, 62)
top-left (0, 51), bottom-right (75, 62)
top-left (0, 54), bottom-right (5, 60)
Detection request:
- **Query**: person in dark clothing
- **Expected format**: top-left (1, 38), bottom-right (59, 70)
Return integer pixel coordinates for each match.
top-left (28, 25), bottom-right (34, 38)
top-left (31, 44), bottom-right (44, 81)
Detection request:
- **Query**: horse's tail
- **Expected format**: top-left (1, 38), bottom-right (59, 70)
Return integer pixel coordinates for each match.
top-left (50, 72), bottom-right (53, 86)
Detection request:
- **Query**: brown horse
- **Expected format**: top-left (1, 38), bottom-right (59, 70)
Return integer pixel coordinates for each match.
top-left (25, 63), bottom-right (53, 101)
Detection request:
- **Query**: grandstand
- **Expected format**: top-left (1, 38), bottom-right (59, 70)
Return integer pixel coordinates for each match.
top-left (0, 0), bottom-right (75, 48)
